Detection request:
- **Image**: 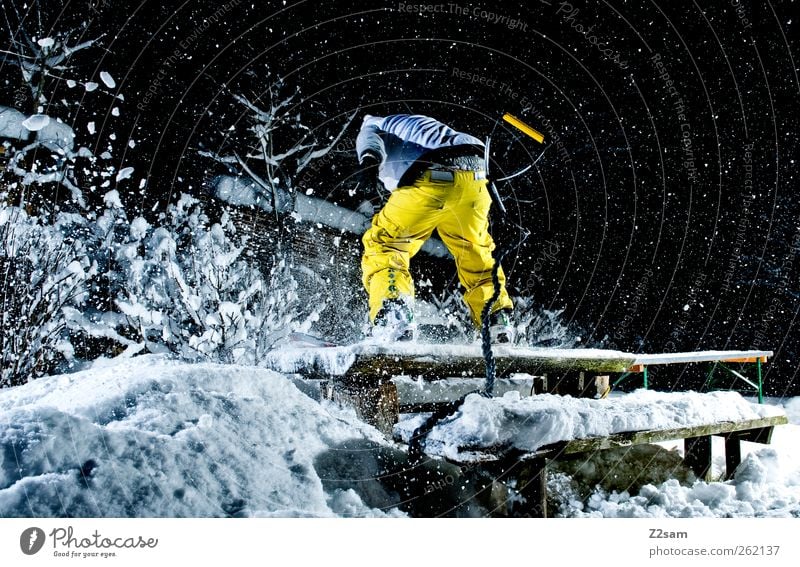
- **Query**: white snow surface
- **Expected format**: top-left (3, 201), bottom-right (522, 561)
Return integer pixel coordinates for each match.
top-left (393, 389), bottom-right (784, 459)
top-left (0, 355), bottom-right (402, 518)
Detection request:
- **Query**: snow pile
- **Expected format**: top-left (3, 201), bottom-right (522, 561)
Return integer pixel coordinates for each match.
top-left (554, 436), bottom-right (800, 518)
top-left (551, 397), bottom-right (800, 518)
top-left (1, 352), bottom-right (796, 518)
top-left (0, 355), bottom-right (403, 518)
top-left (394, 389), bottom-right (784, 460)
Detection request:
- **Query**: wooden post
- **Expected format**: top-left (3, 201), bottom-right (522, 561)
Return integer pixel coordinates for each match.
top-left (512, 458), bottom-right (548, 518)
top-left (590, 375), bottom-right (610, 398)
top-left (722, 426), bottom-right (775, 479)
top-left (724, 437), bottom-right (742, 480)
top-left (332, 382), bottom-right (399, 435)
top-left (684, 435), bottom-right (712, 481)
top-left (531, 375), bottom-right (547, 395)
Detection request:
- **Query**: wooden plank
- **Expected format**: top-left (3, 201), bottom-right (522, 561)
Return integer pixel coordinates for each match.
top-left (720, 356), bottom-right (769, 363)
top-left (724, 426), bottom-right (775, 444)
top-left (332, 382), bottom-right (399, 435)
top-left (685, 435), bottom-right (712, 481)
top-left (443, 415), bottom-right (788, 464)
top-left (725, 436), bottom-right (742, 480)
top-left (269, 346), bottom-right (775, 384)
top-left (512, 458), bottom-right (548, 518)
top-left (632, 350), bottom-right (772, 366)
top-left (340, 353), bottom-right (635, 386)
top-left (451, 417), bottom-right (785, 517)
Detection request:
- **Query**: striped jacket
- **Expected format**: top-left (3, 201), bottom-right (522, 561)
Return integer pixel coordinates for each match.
top-left (356, 114), bottom-right (485, 191)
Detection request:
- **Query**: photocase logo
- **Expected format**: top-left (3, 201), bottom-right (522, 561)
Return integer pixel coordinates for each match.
top-left (20, 527), bottom-right (46, 555)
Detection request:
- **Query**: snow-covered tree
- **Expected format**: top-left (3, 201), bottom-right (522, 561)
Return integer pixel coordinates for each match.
top-left (0, 4), bottom-right (122, 213)
top-left (201, 77), bottom-right (356, 216)
top-left (0, 205), bottom-right (92, 387)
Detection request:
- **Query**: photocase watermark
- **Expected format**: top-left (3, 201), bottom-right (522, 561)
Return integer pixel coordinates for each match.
top-left (137, 0), bottom-right (244, 113)
top-left (730, 0), bottom-right (754, 30)
top-left (396, 3), bottom-right (529, 31)
top-left (650, 53), bottom-right (697, 183)
top-left (18, 525), bottom-right (160, 559)
top-left (554, 2), bottom-right (629, 70)
top-left (450, 67), bottom-right (572, 165)
top-left (421, 457), bottom-right (485, 497)
top-left (721, 146), bottom-right (755, 294)
top-left (523, 106), bottom-right (572, 165)
top-left (524, 240), bottom-right (562, 292)
top-left (721, 196), bottom-right (752, 295)
top-left (20, 527), bottom-right (46, 556)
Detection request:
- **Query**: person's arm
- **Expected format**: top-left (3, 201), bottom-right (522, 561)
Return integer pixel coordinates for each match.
top-left (354, 115), bottom-right (384, 194)
top-left (355, 115), bottom-right (385, 163)
top-left (378, 114), bottom-right (484, 150)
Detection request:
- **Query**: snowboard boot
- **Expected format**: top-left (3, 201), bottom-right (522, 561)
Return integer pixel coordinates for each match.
top-left (489, 308), bottom-right (515, 344)
top-left (372, 298), bottom-right (417, 342)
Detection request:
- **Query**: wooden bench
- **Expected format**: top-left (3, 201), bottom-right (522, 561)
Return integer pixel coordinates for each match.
top-left (619, 351), bottom-right (771, 402)
top-left (279, 344), bottom-right (639, 433)
top-left (272, 345), bottom-right (774, 434)
top-left (433, 415), bottom-right (788, 517)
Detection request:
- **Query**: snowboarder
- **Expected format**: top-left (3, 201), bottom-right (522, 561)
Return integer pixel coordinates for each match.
top-left (355, 113), bottom-right (514, 343)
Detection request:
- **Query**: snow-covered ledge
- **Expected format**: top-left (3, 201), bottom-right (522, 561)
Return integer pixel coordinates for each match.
top-left (212, 175), bottom-right (449, 258)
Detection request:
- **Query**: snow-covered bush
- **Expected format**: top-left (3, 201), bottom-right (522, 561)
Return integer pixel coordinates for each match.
top-left (70, 192), bottom-right (320, 364)
top-left (109, 194), bottom-right (249, 362)
top-left (0, 206), bottom-right (92, 387)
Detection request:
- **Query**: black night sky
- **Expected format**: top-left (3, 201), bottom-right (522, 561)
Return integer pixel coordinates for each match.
top-left (2, 0), bottom-right (799, 393)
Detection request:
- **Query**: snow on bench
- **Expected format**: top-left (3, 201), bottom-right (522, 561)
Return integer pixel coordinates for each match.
top-left (267, 343), bottom-right (774, 433)
top-left (393, 389), bottom-right (787, 517)
top-left (268, 342), bottom-right (771, 380)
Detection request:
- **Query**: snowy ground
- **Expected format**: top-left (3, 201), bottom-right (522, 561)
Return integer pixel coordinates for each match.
top-left (0, 354), bottom-right (798, 518)
top-left (0, 355), bottom-right (403, 518)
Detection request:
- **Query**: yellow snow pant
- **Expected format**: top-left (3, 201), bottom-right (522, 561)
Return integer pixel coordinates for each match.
top-left (362, 169), bottom-right (513, 327)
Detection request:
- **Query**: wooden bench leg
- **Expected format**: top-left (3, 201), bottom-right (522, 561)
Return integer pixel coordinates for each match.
top-left (512, 458), bottom-right (548, 518)
top-left (684, 435), bottom-right (712, 481)
top-left (724, 437), bottom-right (742, 480)
top-left (332, 382), bottom-right (399, 435)
top-left (722, 427), bottom-right (775, 479)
